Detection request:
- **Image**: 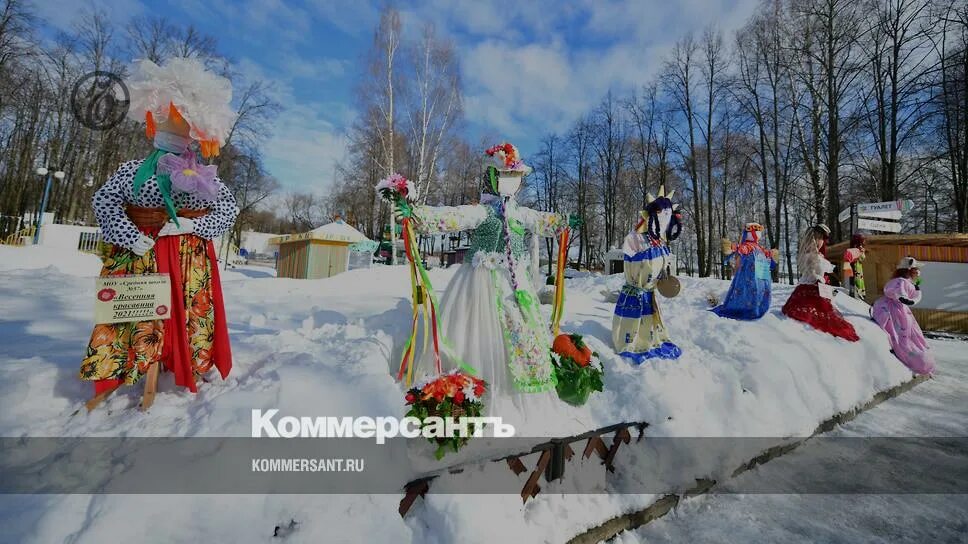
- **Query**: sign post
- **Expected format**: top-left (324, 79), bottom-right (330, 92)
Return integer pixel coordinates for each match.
top-left (842, 199), bottom-right (913, 235)
top-left (857, 217), bottom-right (903, 233)
top-left (838, 204), bottom-right (859, 240)
top-left (856, 200), bottom-right (914, 216)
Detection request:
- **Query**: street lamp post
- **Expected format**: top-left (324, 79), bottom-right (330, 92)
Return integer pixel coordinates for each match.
top-left (33, 167), bottom-right (65, 245)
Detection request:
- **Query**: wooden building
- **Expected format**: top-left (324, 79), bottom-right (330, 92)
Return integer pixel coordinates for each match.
top-left (828, 233), bottom-right (968, 332)
top-left (270, 220), bottom-right (370, 279)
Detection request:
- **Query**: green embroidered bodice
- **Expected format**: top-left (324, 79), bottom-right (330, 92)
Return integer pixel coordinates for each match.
top-left (467, 202), bottom-right (527, 260)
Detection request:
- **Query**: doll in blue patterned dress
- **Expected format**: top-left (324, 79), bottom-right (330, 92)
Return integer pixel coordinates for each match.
top-left (612, 185), bottom-right (683, 363)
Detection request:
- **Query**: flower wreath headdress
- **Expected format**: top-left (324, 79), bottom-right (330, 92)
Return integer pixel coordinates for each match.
top-left (126, 57), bottom-right (238, 222)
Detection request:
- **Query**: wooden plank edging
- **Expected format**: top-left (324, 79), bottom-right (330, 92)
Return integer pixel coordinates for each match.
top-left (565, 374), bottom-right (931, 544)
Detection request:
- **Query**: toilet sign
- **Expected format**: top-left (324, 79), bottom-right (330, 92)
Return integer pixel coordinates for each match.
top-left (839, 200), bottom-right (913, 233)
top-left (856, 200), bottom-right (914, 215)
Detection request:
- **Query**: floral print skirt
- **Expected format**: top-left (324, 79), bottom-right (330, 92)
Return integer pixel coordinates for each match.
top-left (80, 232), bottom-right (232, 391)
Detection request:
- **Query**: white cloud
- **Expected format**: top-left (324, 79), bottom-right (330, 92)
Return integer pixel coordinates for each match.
top-left (282, 55), bottom-right (348, 80)
top-left (306, 0), bottom-right (380, 36)
top-left (32, 0), bottom-right (146, 34)
top-left (409, 0), bottom-right (760, 149)
top-left (231, 55), bottom-right (354, 193)
top-left (462, 39), bottom-right (586, 135)
top-left (261, 103), bottom-right (349, 193)
top-left (579, 0), bottom-right (760, 40)
top-left (169, 0), bottom-right (313, 47)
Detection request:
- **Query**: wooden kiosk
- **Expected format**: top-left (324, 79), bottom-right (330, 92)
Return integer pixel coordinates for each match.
top-left (828, 233), bottom-right (968, 333)
top-left (271, 219), bottom-right (370, 280)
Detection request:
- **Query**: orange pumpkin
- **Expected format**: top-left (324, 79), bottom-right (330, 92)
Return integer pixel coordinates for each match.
top-left (552, 334), bottom-right (592, 367)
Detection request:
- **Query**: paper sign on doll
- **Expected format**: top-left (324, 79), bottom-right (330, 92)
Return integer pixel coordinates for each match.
top-left (754, 257), bottom-right (773, 280)
top-left (94, 274), bottom-right (172, 324)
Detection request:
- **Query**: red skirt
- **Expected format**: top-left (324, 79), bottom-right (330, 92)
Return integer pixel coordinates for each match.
top-left (782, 284), bottom-right (859, 342)
top-left (81, 230), bottom-right (232, 393)
top-left (155, 233), bottom-right (233, 391)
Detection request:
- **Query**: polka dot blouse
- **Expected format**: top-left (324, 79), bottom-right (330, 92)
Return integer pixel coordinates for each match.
top-left (93, 158), bottom-right (240, 249)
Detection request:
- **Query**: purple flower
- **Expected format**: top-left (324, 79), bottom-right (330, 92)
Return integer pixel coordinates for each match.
top-left (157, 152), bottom-right (219, 201)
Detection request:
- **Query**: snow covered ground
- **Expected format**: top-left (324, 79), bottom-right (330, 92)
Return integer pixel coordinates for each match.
top-left (0, 244), bottom-right (938, 543)
top-left (619, 338), bottom-right (968, 544)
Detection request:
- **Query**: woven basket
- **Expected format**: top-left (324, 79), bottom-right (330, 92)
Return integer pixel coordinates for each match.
top-left (427, 404), bottom-right (466, 420)
top-left (425, 403), bottom-right (468, 446)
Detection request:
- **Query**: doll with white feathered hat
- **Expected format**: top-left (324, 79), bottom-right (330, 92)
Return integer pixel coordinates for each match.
top-left (80, 58), bottom-right (240, 409)
top-left (871, 256), bottom-right (935, 375)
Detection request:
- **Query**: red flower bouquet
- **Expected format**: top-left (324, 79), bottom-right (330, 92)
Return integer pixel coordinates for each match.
top-left (551, 334), bottom-right (603, 406)
top-left (405, 370), bottom-right (487, 459)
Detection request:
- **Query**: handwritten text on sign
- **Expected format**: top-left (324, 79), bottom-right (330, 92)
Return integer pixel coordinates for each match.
top-left (94, 274), bottom-right (172, 324)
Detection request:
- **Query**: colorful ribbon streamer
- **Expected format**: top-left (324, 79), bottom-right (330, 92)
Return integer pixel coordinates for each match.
top-left (133, 149), bottom-right (180, 227)
top-left (550, 227), bottom-right (570, 336)
top-left (395, 215), bottom-right (478, 387)
top-left (397, 217), bottom-right (441, 386)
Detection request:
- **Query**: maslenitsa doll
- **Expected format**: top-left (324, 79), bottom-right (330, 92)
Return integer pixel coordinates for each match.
top-left (781, 224), bottom-right (859, 342)
top-left (393, 143), bottom-right (582, 425)
top-left (612, 185), bottom-right (683, 363)
top-left (80, 58), bottom-right (239, 405)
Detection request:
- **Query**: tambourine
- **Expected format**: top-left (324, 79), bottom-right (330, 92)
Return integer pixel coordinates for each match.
top-left (656, 265), bottom-right (680, 298)
top-left (656, 276), bottom-right (681, 298)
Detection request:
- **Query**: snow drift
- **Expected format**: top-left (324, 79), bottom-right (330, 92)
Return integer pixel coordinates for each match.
top-left (0, 245), bottom-right (915, 543)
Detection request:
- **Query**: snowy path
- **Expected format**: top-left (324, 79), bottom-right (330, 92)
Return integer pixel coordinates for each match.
top-left (617, 338), bottom-right (968, 544)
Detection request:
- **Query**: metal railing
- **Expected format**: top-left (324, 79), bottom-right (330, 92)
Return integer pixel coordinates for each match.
top-left (2, 225), bottom-right (35, 246)
top-left (77, 231), bottom-right (102, 253)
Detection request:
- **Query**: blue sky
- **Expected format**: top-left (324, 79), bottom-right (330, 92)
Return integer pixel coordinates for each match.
top-left (38, 0), bottom-right (760, 192)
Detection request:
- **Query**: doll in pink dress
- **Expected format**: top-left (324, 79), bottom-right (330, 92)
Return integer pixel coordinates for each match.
top-left (871, 257), bottom-right (935, 375)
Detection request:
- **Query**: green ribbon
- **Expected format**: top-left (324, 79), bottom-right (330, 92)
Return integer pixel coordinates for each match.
top-left (487, 166), bottom-right (499, 194)
top-left (132, 149), bottom-right (180, 227)
top-left (492, 271), bottom-right (556, 393)
top-left (514, 289), bottom-right (538, 323)
top-left (508, 217), bottom-right (525, 236)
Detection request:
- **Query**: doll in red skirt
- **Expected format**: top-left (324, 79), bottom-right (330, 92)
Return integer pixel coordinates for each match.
top-left (80, 58), bottom-right (239, 404)
top-left (782, 224), bottom-right (859, 341)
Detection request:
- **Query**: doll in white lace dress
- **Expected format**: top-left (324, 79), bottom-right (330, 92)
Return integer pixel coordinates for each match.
top-left (396, 144), bottom-right (581, 427)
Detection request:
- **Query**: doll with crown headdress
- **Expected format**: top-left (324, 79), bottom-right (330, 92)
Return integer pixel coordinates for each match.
top-left (79, 58), bottom-right (240, 406)
top-left (781, 224), bottom-right (859, 341)
top-left (711, 223), bottom-right (778, 321)
top-left (385, 143), bottom-right (583, 425)
top-left (612, 185), bottom-right (683, 363)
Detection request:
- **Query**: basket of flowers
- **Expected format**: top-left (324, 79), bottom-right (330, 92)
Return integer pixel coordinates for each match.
top-left (404, 370), bottom-right (487, 459)
top-left (550, 333), bottom-right (604, 406)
